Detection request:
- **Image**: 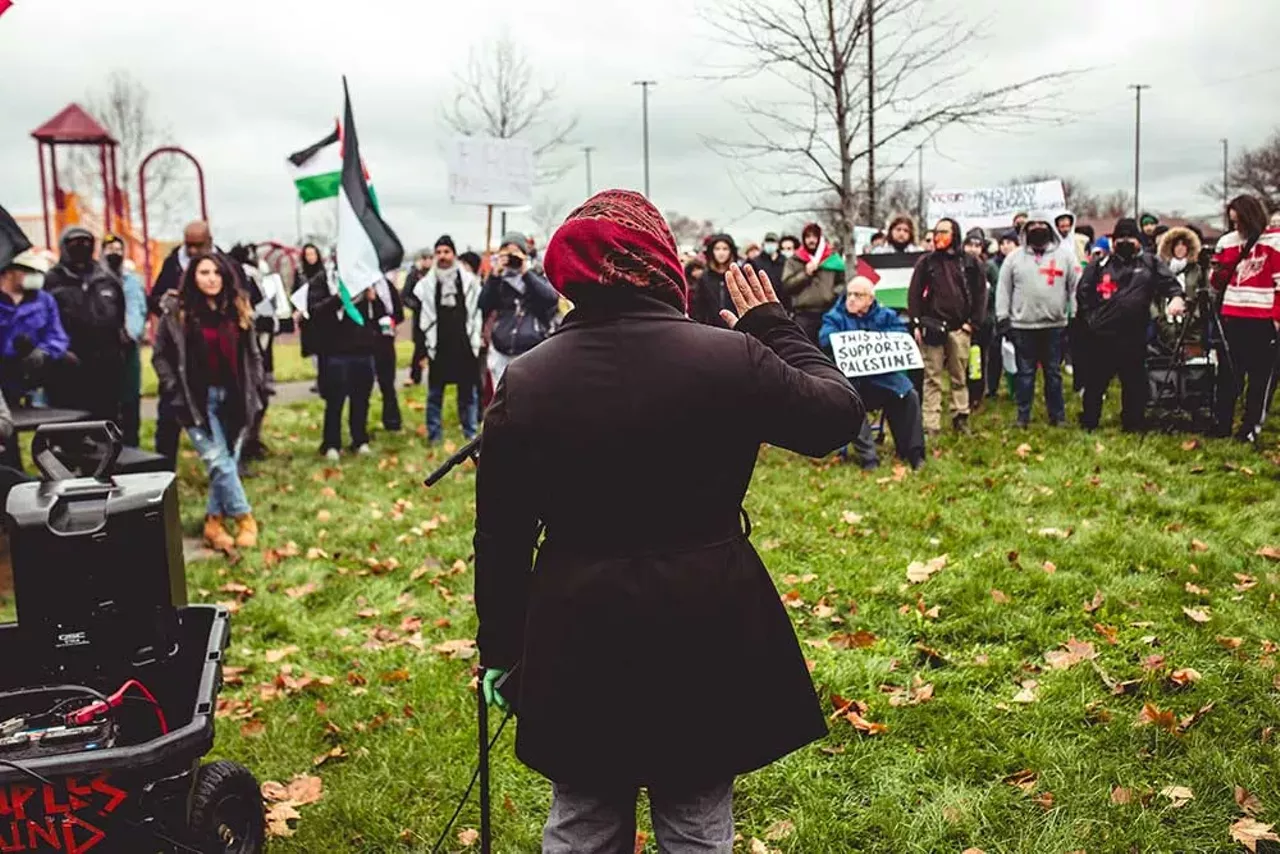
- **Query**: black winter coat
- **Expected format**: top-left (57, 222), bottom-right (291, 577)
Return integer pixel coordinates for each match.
top-left (306, 280), bottom-right (388, 357)
top-left (478, 269), bottom-right (559, 356)
top-left (907, 251), bottom-right (987, 331)
top-left (151, 293), bottom-right (266, 443)
top-left (42, 262), bottom-right (125, 358)
top-left (1078, 253), bottom-right (1183, 336)
top-left (474, 296), bottom-right (864, 788)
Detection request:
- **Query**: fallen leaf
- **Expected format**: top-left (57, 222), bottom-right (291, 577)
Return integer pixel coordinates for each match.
top-left (1181, 439), bottom-right (1201, 451)
top-left (841, 510), bottom-right (864, 525)
top-left (1015, 443), bottom-right (1032, 459)
top-left (265, 645), bottom-right (300, 664)
top-left (1234, 574), bottom-right (1259, 592)
top-left (1231, 817), bottom-right (1280, 852)
top-left (1031, 791), bottom-right (1055, 810)
top-left (1143, 654), bottom-right (1167, 671)
top-left (1111, 786), bottom-right (1133, 805)
top-left (764, 820), bottom-right (795, 841)
top-left (1159, 785), bottom-right (1194, 807)
top-left (1185, 582), bottom-right (1210, 596)
top-left (990, 588), bottom-right (1011, 605)
top-left (261, 781), bottom-right (289, 802)
top-left (962, 849), bottom-right (986, 854)
top-left (1042, 561), bottom-right (1057, 574)
top-left (1039, 527), bottom-right (1071, 539)
top-left (1255, 546), bottom-right (1280, 561)
top-left (1182, 606), bottom-right (1211, 624)
top-left (1178, 702), bottom-right (1215, 733)
top-left (355, 607), bottom-right (379, 619)
top-left (907, 554), bottom-right (948, 584)
top-left (380, 669), bottom-right (411, 684)
top-left (1169, 668), bottom-right (1202, 687)
top-left (316, 509), bottom-right (331, 523)
top-left (844, 709), bottom-right (888, 735)
top-left (285, 582), bottom-right (319, 600)
top-left (1003, 769), bottom-right (1038, 792)
top-left (285, 774), bottom-right (324, 806)
top-left (1190, 539), bottom-right (1209, 553)
top-left (265, 801), bottom-right (300, 837)
top-left (458, 828), bottom-right (479, 848)
top-left (829, 630), bottom-right (878, 649)
top-left (1236, 786), bottom-right (1264, 817)
top-left (1012, 680), bottom-right (1039, 704)
top-left (313, 745), bottom-right (347, 766)
top-left (432, 639), bottom-right (478, 660)
top-left (1135, 702), bottom-right (1178, 733)
top-left (1084, 590), bottom-right (1105, 614)
top-left (1094, 623), bottom-right (1119, 645)
top-left (1045, 637), bottom-right (1098, 670)
top-left (239, 719), bottom-right (266, 738)
top-left (1217, 636), bottom-right (1244, 650)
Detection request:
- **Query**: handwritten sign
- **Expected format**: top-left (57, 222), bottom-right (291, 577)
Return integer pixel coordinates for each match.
top-left (447, 136), bottom-right (535, 207)
top-left (927, 180), bottom-right (1066, 231)
top-left (830, 330), bottom-right (923, 377)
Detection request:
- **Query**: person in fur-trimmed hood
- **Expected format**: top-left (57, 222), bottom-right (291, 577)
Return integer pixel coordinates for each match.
top-left (1155, 226), bottom-right (1205, 350)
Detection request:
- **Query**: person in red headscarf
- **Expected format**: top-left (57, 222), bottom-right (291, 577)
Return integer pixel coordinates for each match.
top-left (473, 190), bottom-right (863, 853)
top-left (781, 222), bottom-right (844, 343)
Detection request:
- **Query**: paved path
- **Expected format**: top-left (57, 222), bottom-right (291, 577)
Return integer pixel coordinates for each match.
top-left (140, 380), bottom-right (319, 420)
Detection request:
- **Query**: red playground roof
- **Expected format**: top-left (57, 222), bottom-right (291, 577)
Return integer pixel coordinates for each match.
top-left (30, 103), bottom-right (116, 144)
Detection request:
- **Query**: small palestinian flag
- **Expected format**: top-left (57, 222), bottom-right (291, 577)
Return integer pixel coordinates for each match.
top-left (0, 1), bottom-right (13, 19)
top-left (287, 124), bottom-right (342, 203)
top-left (334, 77), bottom-right (403, 325)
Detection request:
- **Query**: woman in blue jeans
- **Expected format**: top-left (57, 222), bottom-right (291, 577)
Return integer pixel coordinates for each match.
top-left (153, 253), bottom-right (265, 552)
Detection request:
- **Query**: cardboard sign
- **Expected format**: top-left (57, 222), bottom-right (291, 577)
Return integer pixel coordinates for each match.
top-left (927, 180), bottom-right (1066, 231)
top-left (830, 330), bottom-right (923, 377)
top-left (447, 136), bottom-right (535, 207)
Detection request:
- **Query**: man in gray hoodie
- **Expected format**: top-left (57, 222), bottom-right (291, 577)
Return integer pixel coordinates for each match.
top-left (995, 212), bottom-right (1080, 427)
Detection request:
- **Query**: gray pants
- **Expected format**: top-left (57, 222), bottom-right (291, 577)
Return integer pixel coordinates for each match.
top-left (543, 780), bottom-right (733, 854)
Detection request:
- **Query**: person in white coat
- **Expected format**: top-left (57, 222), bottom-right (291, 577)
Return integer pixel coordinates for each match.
top-left (413, 235), bottom-right (482, 441)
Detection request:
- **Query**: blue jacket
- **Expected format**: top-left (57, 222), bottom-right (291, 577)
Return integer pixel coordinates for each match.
top-left (819, 298), bottom-right (914, 398)
top-left (120, 270), bottom-right (147, 342)
top-left (0, 289), bottom-right (70, 360)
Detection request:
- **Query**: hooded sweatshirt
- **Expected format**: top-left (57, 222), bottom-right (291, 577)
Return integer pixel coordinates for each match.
top-left (995, 211), bottom-right (1080, 330)
top-left (907, 218), bottom-right (987, 330)
top-left (1052, 209), bottom-right (1083, 267)
top-left (42, 225), bottom-right (126, 358)
top-left (691, 233), bottom-right (737, 327)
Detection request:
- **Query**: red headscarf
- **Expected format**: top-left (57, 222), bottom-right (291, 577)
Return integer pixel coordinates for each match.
top-left (544, 189), bottom-right (688, 312)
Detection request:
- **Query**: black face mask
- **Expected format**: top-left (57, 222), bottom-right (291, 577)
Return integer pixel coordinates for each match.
top-left (1026, 228), bottom-right (1052, 249)
top-left (65, 242), bottom-right (94, 268)
top-left (1114, 242), bottom-right (1138, 261)
top-left (105, 254), bottom-right (124, 271)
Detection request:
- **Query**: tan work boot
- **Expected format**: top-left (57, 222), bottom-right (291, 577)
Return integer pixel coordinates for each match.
top-left (233, 514), bottom-right (259, 549)
top-left (203, 515), bottom-right (235, 553)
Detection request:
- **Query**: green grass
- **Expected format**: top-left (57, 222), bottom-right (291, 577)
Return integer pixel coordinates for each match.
top-left (7, 380), bottom-right (1280, 852)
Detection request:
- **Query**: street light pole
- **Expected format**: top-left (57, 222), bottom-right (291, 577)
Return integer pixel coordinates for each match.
top-left (916, 144), bottom-right (924, 225)
top-left (1220, 137), bottom-right (1229, 229)
top-left (583, 146), bottom-right (595, 197)
top-left (1128, 83), bottom-right (1150, 217)
top-left (633, 80), bottom-right (656, 198)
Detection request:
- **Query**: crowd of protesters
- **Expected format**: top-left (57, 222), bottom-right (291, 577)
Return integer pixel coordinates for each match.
top-left (0, 189), bottom-right (1276, 551)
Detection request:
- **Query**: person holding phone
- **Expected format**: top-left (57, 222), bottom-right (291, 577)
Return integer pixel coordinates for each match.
top-left (475, 191), bottom-right (862, 853)
top-left (478, 231), bottom-right (560, 388)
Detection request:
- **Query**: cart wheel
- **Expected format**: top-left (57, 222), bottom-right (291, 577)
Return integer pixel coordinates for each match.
top-left (189, 760), bottom-right (265, 854)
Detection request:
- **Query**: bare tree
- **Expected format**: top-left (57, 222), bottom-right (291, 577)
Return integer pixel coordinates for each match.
top-left (1201, 129), bottom-right (1280, 213)
top-left (704, 0), bottom-right (1078, 253)
top-left (528, 197), bottom-right (570, 242)
top-left (665, 212), bottom-right (718, 249)
top-left (1098, 189), bottom-right (1133, 220)
top-left (444, 32), bottom-right (578, 183)
top-left (63, 70), bottom-right (189, 235)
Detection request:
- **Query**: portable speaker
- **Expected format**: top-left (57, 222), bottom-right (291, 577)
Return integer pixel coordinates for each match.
top-left (4, 427), bottom-right (187, 684)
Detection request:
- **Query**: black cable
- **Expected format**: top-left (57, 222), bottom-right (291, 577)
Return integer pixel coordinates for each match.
top-left (428, 710), bottom-right (512, 854)
top-left (0, 683), bottom-right (110, 706)
top-left (0, 757), bottom-right (54, 786)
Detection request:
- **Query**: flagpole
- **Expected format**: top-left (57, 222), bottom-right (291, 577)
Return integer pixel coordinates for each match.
top-left (485, 205), bottom-right (494, 254)
top-left (295, 196), bottom-right (302, 246)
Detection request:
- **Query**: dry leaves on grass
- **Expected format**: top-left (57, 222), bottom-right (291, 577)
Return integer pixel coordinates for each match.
top-left (831, 694), bottom-right (888, 735)
top-left (265, 645), bottom-right (300, 664)
top-left (764, 820), bottom-right (795, 841)
top-left (1236, 786), bottom-right (1263, 817)
top-left (990, 588), bottom-right (1011, 605)
top-left (1182, 606), bottom-right (1212, 624)
top-left (1083, 590), bottom-right (1105, 614)
top-left (432, 639), bottom-right (478, 660)
top-left (1003, 769), bottom-right (1038, 792)
top-left (883, 674), bottom-right (935, 707)
top-left (907, 554), bottom-right (949, 584)
top-left (1159, 785), bottom-right (1195, 808)
top-left (261, 774), bottom-right (324, 838)
top-left (1135, 702), bottom-right (1179, 733)
top-left (284, 582), bottom-right (319, 600)
top-left (457, 828), bottom-right (480, 847)
top-left (1011, 680), bottom-right (1039, 704)
top-left (1042, 561), bottom-right (1057, 574)
top-left (1015, 443), bottom-right (1033, 459)
top-left (1231, 818), bottom-right (1280, 852)
top-left (1255, 546), bottom-right (1280, 561)
top-left (1045, 638), bottom-right (1098, 670)
top-left (829, 630), bottom-right (878, 649)
top-left (1169, 668), bottom-right (1202, 687)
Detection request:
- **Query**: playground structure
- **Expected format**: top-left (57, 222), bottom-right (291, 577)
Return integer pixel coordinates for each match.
top-left (29, 103), bottom-right (207, 284)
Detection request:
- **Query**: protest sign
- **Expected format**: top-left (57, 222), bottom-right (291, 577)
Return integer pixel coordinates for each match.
top-left (830, 330), bottom-right (924, 378)
top-left (447, 136), bottom-right (535, 207)
top-left (927, 180), bottom-right (1066, 231)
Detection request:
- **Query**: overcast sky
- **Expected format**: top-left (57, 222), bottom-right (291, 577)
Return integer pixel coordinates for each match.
top-left (3, 0), bottom-right (1276, 253)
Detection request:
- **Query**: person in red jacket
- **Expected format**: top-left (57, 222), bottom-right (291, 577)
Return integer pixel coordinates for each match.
top-left (1212, 194), bottom-right (1280, 443)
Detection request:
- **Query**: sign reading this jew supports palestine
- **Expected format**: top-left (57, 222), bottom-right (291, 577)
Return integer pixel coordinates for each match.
top-left (830, 330), bottom-right (924, 378)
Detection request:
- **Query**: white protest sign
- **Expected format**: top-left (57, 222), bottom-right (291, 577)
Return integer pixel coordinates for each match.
top-left (447, 136), bottom-right (535, 207)
top-left (830, 330), bottom-right (924, 378)
top-left (927, 180), bottom-right (1066, 231)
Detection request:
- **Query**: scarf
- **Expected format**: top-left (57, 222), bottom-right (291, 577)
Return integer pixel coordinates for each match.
top-left (544, 189), bottom-right (687, 312)
top-left (794, 223), bottom-right (835, 266)
top-left (1168, 256), bottom-right (1188, 287)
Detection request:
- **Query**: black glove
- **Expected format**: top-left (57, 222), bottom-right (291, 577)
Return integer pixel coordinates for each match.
top-left (996, 318), bottom-right (1012, 337)
top-left (11, 334), bottom-right (33, 358)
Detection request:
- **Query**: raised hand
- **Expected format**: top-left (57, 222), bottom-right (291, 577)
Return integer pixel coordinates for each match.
top-left (720, 264), bottom-right (781, 329)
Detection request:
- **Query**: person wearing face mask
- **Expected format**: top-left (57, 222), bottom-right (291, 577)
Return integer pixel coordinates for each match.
top-left (414, 235), bottom-right (482, 443)
top-left (995, 212), bottom-right (1081, 427)
top-left (41, 225), bottom-right (126, 423)
top-left (1076, 218), bottom-right (1186, 432)
top-left (101, 234), bottom-right (146, 446)
top-left (871, 215), bottom-right (923, 255)
top-left (478, 231), bottom-right (560, 389)
top-left (753, 232), bottom-right (787, 311)
top-left (0, 249), bottom-right (69, 425)
top-left (908, 218), bottom-right (987, 433)
top-left (691, 234), bottom-right (740, 328)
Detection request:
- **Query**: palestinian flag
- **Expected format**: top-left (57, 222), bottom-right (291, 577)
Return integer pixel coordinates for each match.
top-left (334, 77), bottom-right (403, 325)
top-left (857, 253), bottom-right (921, 311)
top-left (0, 1), bottom-right (13, 19)
top-left (287, 124), bottom-right (342, 203)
